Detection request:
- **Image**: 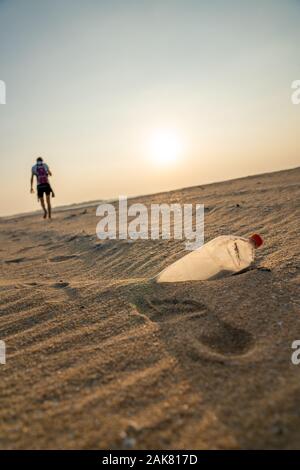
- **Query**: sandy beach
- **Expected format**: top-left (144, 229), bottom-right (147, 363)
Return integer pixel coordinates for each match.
top-left (0, 167), bottom-right (299, 449)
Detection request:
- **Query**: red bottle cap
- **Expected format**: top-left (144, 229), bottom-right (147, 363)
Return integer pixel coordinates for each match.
top-left (250, 233), bottom-right (264, 248)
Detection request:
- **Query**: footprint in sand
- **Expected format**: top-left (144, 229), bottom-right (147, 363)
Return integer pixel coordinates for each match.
top-left (5, 257), bottom-right (26, 264)
top-left (52, 281), bottom-right (70, 288)
top-left (135, 296), bottom-right (254, 357)
top-left (50, 281), bottom-right (79, 300)
top-left (49, 255), bottom-right (79, 263)
top-left (138, 297), bottom-right (206, 322)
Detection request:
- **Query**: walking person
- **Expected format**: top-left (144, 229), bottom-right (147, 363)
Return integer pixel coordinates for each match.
top-left (30, 157), bottom-right (55, 219)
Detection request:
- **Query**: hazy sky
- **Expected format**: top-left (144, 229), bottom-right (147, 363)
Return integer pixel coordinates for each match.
top-left (0, 0), bottom-right (299, 215)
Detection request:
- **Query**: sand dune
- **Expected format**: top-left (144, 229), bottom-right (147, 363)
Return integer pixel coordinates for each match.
top-left (0, 167), bottom-right (299, 449)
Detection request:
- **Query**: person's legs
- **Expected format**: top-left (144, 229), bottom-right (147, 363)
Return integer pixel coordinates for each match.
top-left (39, 195), bottom-right (47, 219)
top-left (46, 194), bottom-right (52, 219)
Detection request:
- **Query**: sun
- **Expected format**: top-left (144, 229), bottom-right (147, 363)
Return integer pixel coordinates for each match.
top-left (147, 129), bottom-right (184, 166)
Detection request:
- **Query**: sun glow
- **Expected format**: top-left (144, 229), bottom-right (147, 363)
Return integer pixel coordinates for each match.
top-left (147, 129), bottom-right (184, 166)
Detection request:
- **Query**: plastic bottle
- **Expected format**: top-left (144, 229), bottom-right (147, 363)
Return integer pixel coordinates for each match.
top-left (156, 233), bottom-right (263, 282)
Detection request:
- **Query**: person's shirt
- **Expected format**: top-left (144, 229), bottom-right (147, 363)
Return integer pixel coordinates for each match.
top-left (32, 162), bottom-right (50, 185)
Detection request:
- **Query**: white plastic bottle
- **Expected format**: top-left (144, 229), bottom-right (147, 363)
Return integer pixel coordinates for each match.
top-left (156, 234), bottom-right (263, 283)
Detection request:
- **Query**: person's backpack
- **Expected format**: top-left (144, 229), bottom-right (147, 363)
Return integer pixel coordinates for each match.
top-left (36, 163), bottom-right (49, 185)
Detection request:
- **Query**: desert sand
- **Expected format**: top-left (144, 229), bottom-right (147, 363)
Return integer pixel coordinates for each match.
top-left (0, 167), bottom-right (299, 449)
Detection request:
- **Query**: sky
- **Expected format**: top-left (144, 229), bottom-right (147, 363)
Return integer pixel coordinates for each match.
top-left (0, 0), bottom-right (299, 216)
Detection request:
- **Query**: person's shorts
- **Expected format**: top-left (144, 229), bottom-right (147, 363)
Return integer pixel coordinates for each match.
top-left (37, 183), bottom-right (51, 199)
